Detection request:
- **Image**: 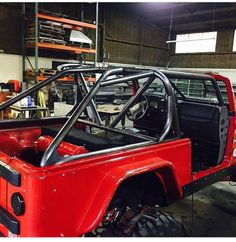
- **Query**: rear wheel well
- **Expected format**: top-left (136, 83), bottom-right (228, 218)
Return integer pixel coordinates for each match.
top-left (108, 172), bottom-right (167, 213)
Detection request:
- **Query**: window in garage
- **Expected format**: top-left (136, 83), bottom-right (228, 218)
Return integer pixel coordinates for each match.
top-left (175, 31), bottom-right (217, 54)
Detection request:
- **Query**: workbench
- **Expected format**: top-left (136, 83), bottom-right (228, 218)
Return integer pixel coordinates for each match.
top-left (96, 104), bottom-right (125, 127)
top-left (9, 105), bottom-right (49, 119)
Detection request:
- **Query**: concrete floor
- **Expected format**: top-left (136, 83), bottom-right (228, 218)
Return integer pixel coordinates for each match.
top-left (161, 181), bottom-right (236, 236)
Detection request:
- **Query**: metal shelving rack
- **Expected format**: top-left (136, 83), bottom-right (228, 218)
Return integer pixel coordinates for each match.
top-left (22, 2), bottom-right (99, 86)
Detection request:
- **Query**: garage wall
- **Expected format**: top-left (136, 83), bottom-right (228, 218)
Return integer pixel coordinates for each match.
top-left (0, 53), bottom-right (73, 83)
top-left (0, 3), bottom-right (22, 55)
top-left (3, 3), bottom-right (236, 82)
top-left (170, 30), bottom-right (236, 68)
top-left (102, 4), bottom-right (170, 66)
top-left (0, 2), bottom-right (172, 78)
top-left (0, 54), bottom-right (22, 82)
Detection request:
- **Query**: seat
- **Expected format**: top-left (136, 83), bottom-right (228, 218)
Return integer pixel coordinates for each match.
top-left (178, 101), bottom-right (228, 166)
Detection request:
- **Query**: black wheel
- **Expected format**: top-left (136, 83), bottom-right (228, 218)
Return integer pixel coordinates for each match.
top-left (131, 207), bottom-right (187, 237)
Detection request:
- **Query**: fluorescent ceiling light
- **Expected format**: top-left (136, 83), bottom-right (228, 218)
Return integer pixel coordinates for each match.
top-left (166, 37), bottom-right (216, 44)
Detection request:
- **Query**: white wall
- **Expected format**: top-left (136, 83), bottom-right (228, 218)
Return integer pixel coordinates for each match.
top-left (0, 54), bottom-right (22, 82)
top-left (0, 53), bottom-right (75, 83)
top-left (1, 53), bottom-right (236, 84)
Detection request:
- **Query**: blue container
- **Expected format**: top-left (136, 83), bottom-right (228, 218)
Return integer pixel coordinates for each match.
top-left (27, 96), bottom-right (32, 107)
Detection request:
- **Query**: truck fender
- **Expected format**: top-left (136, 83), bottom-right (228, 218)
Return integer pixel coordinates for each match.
top-left (76, 156), bottom-right (182, 235)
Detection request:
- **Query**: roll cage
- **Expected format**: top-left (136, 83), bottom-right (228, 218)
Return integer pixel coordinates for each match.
top-left (0, 67), bottom-right (223, 167)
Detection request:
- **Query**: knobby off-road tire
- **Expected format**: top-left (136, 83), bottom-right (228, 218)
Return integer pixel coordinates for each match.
top-left (132, 207), bottom-right (187, 237)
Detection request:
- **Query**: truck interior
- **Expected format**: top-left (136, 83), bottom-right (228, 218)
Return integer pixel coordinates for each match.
top-left (0, 67), bottom-right (231, 172)
top-left (133, 75), bottom-right (230, 171)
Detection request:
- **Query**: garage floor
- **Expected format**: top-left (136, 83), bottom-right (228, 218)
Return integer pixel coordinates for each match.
top-left (161, 182), bottom-right (236, 236)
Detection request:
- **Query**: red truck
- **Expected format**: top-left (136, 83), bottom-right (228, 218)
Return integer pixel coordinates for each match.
top-left (0, 67), bottom-right (235, 237)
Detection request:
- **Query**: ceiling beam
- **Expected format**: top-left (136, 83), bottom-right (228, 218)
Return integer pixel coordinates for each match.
top-left (145, 4), bottom-right (235, 23)
top-left (167, 17), bottom-right (236, 33)
top-left (160, 11), bottom-right (236, 29)
top-left (172, 23), bottom-right (236, 34)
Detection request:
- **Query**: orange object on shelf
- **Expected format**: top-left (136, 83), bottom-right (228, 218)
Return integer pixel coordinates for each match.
top-left (27, 42), bottom-right (96, 54)
top-left (62, 24), bottom-right (82, 31)
top-left (37, 76), bottom-right (73, 82)
top-left (37, 13), bottom-right (96, 29)
top-left (0, 92), bottom-right (12, 120)
top-left (85, 77), bottom-right (96, 83)
top-left (0, 92), bottom-right (11, 104)
top-left (8, 80), bottom-right (20, 92)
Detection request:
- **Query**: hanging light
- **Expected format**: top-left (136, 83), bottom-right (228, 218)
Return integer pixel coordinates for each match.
top-left (166, 37), bottom-right (216, 44)
top-left (166, 3), bottom-right (216, 45)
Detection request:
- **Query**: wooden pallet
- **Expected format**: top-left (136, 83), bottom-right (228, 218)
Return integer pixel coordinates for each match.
top-left (28, 23), bottom-right (65, 35)
top-left (39, 20), bottom-right (63, 27)
top-left (26, 32), bottom-right (64, 41)
top-left (39, 37), bottom-right (66, 45)
top-left (26, 37), bottom-right (66, 46)
top-left (68, 42), bottom-right (92, 49)
top-left (39, 24), bottom-right (65, 34)
top-left (39, 32), bottom-right (64, 40)
top-left (39, 68), bottom-right (58, 76)
top-left (27, 27), bottom-right (64, 38)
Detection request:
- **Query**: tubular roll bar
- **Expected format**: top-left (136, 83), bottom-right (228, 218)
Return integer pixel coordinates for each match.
top-left (110, 71), bottom-right (174, 129)
top-left (40, 68), bottom-right (176, 167)
top-left (66, 73), bottom-right (102, 124)
top-left (160, 69), bottom-right (224, 106)
top-left (0, 67), bottom-right (176, 167)
top-left (40, 67), bottom-right (125, 166)
top-left (0, 67), bottom-right (103, 112)
top-left (78, 73), bottom-right (102, 124)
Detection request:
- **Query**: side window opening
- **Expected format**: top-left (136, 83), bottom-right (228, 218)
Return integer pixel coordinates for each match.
top-left (170, 78), bottom-right (220, 104)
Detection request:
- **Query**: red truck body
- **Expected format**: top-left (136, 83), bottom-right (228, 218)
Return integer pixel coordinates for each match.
top-left (0, 68), bottom-right (235, 237)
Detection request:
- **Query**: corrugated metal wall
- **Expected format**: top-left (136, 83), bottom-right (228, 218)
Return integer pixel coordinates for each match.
top-left (0, 4), bottom-right (22, 54)
top-left (102, 4), bottom-right (170, 66)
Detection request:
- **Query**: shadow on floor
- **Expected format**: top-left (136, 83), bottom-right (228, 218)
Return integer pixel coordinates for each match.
top-left (161, 182), bottom-right (236, 236)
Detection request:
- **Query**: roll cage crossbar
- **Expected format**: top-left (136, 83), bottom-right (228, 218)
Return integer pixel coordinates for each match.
top-left (0, 67), bottom-right (179, 167)
top-left (158, 69), bottom-right (224, 106)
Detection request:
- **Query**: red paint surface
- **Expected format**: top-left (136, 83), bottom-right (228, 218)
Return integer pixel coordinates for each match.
top-left (36, 135), bottom-right (88, 156)
top-left (1, 136), bottom-right (191, 236)
top-left (0, 73), bottom-right (235, 236)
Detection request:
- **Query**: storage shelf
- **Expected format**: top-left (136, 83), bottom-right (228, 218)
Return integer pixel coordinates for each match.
top-left (27, 42), bottom-right (96, 54)
top-left (23, 6), bottom-right (97, 89)
top-left (37, 13), bottom-right (96, 29)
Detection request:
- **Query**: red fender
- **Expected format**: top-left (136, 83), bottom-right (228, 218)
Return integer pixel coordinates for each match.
top-left (75, 157), bottom-right (182, 235)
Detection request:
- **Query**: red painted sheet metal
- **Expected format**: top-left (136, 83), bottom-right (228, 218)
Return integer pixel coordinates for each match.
top-left (36, 135), bottom-right (88, 156)
top-left (5, 138), bottom-right (191, 237)
top-left (0, 129), bottom-right (41, 157)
